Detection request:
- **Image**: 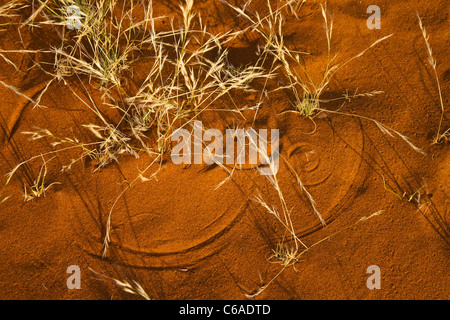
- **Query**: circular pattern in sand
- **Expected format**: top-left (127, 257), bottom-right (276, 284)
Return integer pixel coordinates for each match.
top-left (67, 164), bottom-right (249, 269)
top-left (67, 115), bottom-right (366, 268)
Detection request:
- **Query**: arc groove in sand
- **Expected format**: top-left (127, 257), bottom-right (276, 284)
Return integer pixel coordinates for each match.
top-left (277, 116), bottom-right (367, 237)
top-left (75, 197), bottom-right (249, 268)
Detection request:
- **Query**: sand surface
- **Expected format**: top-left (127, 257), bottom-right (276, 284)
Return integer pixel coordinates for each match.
top-left (0, 0), bottom-right (448, 299)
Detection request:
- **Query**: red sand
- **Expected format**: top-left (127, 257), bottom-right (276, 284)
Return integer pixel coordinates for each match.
top-left (0, 0), bottom-right (448, 299)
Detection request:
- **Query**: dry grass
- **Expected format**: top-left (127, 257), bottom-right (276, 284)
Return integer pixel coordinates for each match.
top-left (0, 0), bottom-right (446, 299)
top-left (417, 13), bottom-right (448, 144)
top-left (22, 155), bottom-right (60, 201)
top-left (89, 267), bottom-right (152, 300)
top-left (244, 210), bottom-right (384, 298)
top-left (222, 1), bottom-right (389, 116)
top-left (221, 1), bottom-right (424, 156)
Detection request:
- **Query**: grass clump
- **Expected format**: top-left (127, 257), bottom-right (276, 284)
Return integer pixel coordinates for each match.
top-left (22, 156), bottom-right (60, 202)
